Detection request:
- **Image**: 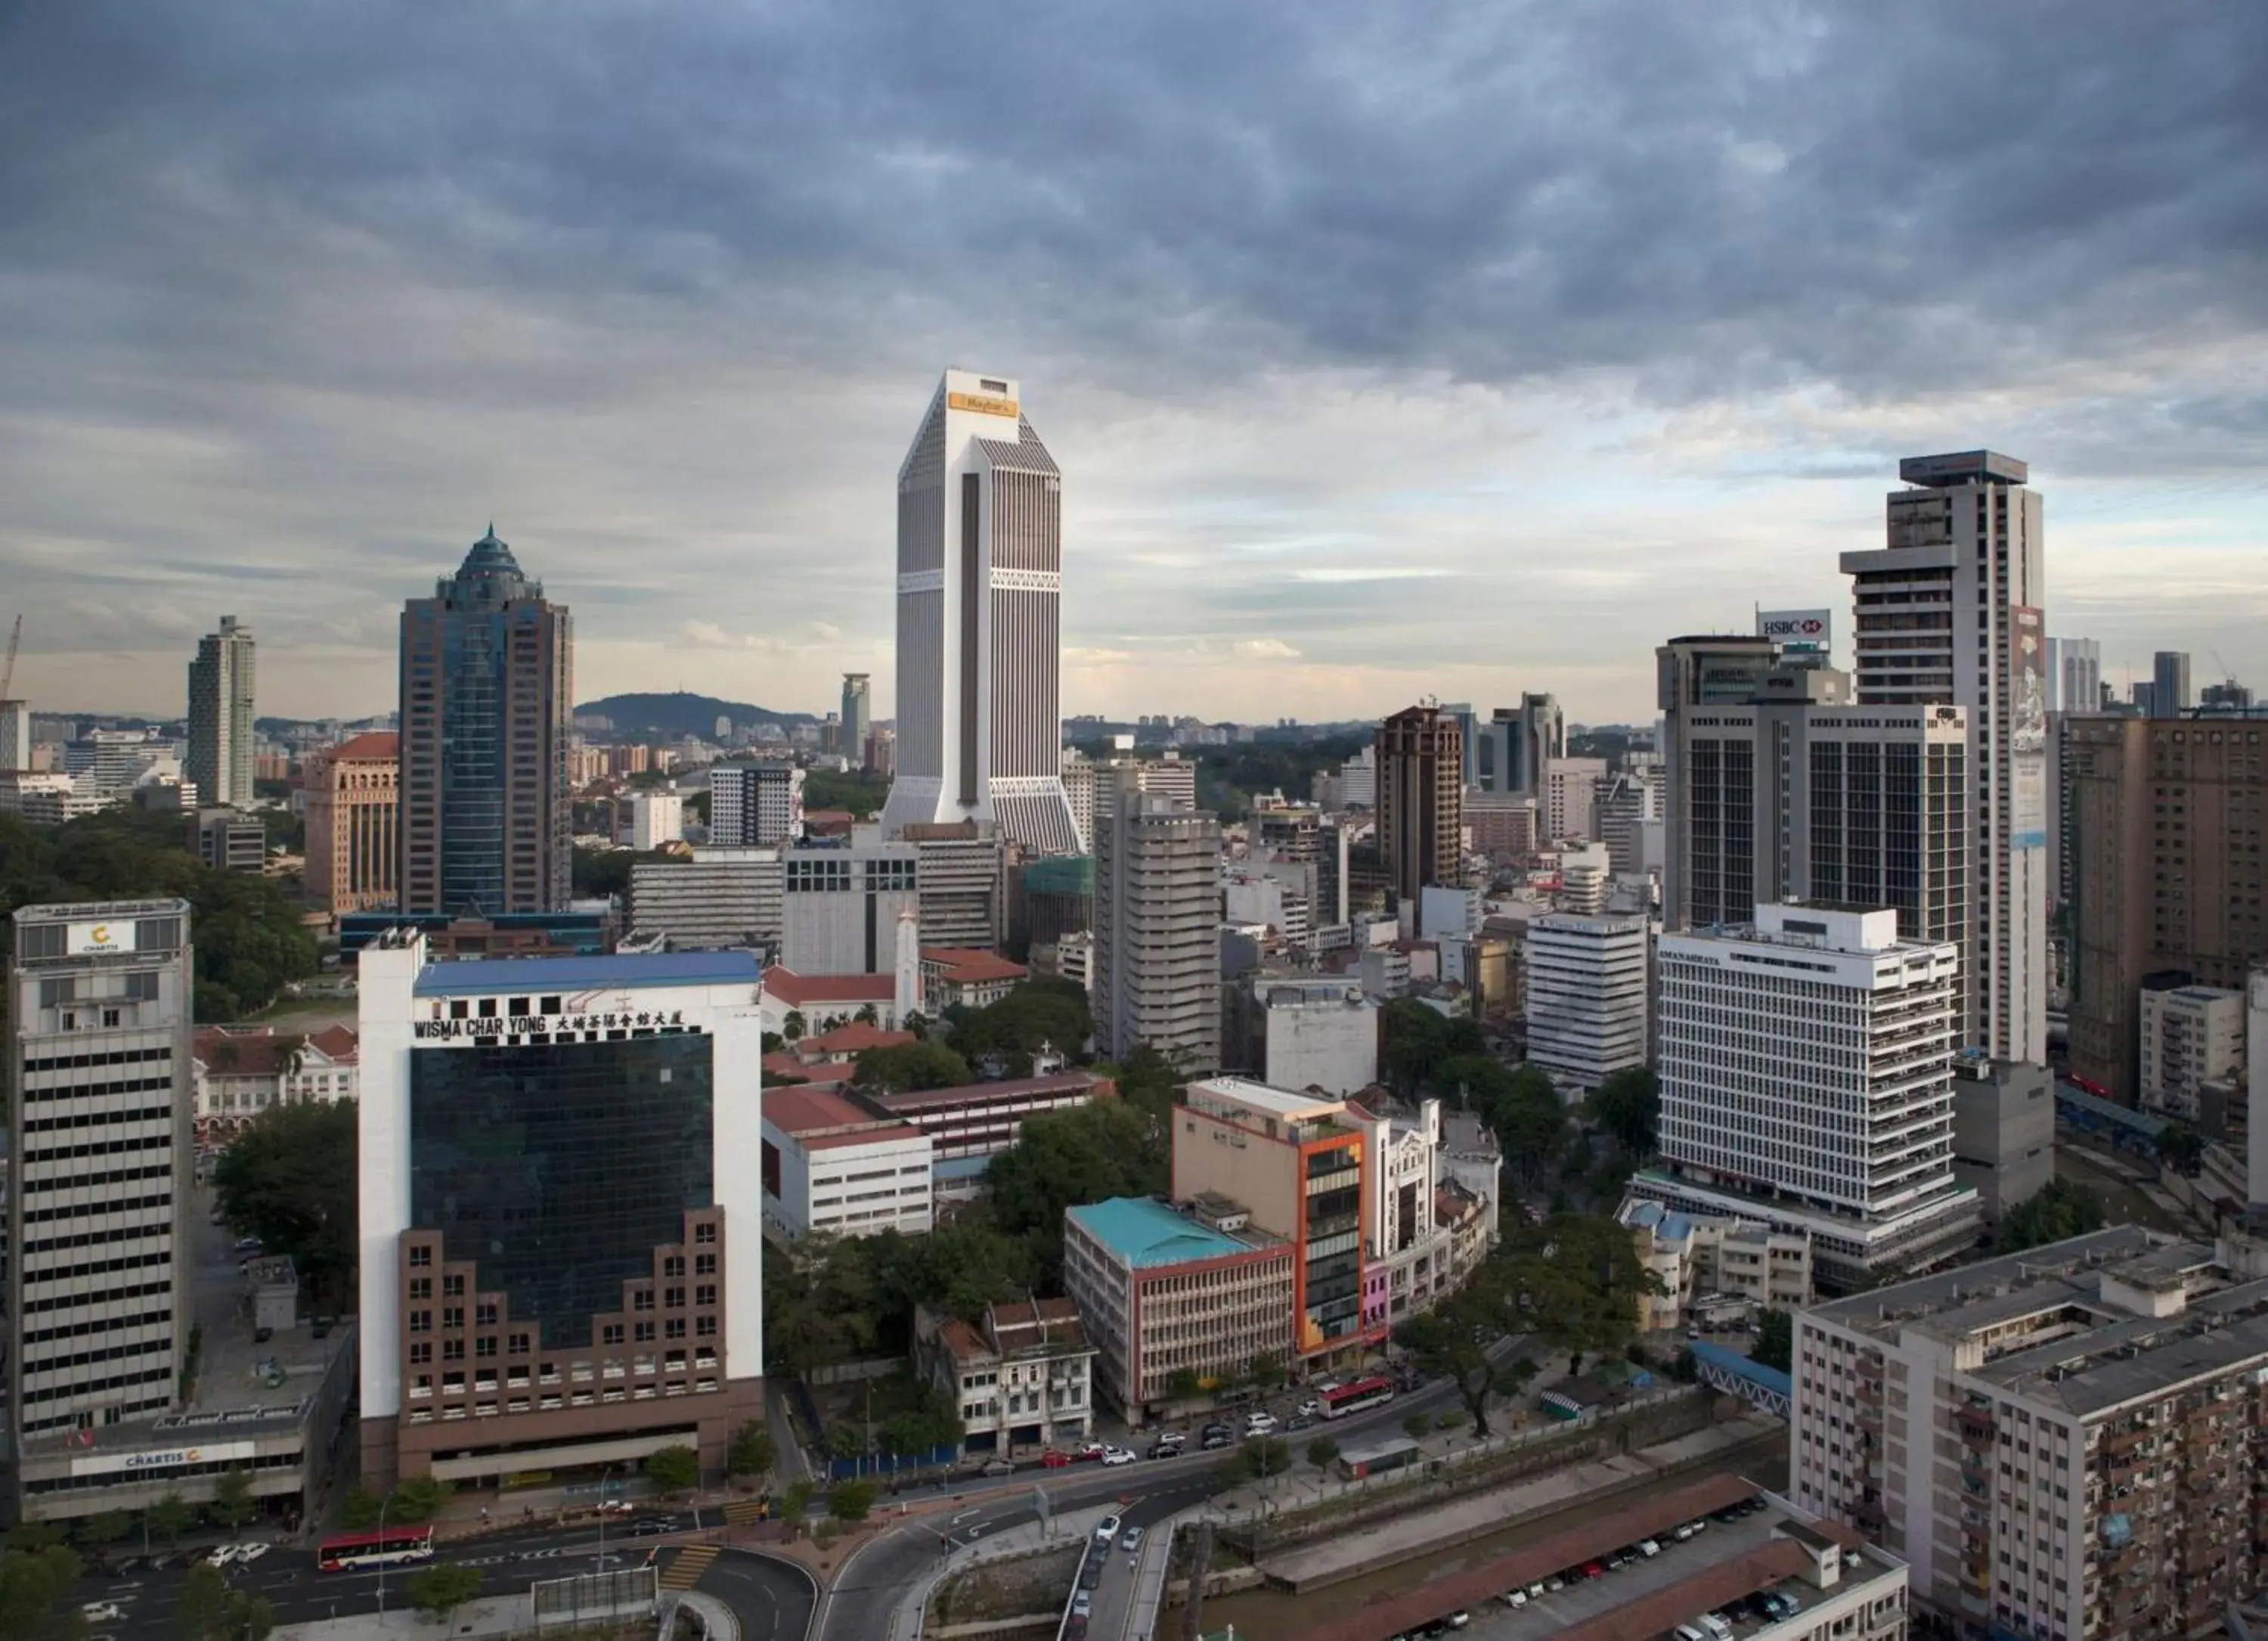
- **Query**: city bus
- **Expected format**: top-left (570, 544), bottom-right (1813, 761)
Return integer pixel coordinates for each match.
top-left (1318, 1375), bottom-right (1395, 1420)
top-left (317, 1525), bottom-right (436, 1572)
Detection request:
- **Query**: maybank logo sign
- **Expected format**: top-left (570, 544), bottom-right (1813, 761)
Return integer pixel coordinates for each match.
top-left (67, 920), bottom-right (132, 957)
top-left (947, 390), bottom-right (1018, 419)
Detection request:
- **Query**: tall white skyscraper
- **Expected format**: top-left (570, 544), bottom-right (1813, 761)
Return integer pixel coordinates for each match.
top-left (1094, 767), bottom-right (1221, 1072)
top-left (185, 614), bottom-right (256, 810)
top-left (881, 370), bottom-right (1080, 855)
top-left (1842, 451), bottom-right (2046, 1063)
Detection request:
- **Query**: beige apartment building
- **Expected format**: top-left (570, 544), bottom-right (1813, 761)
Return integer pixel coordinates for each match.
top-left (1795, 1225), bottom-right (2268, 1641)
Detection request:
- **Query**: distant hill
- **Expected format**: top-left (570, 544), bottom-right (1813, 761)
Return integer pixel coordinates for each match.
top-left (575, 691), bottom-right (817, 740)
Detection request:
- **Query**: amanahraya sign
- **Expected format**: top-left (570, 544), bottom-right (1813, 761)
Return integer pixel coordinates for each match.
top-left (2010, 606), bottom-right (2047, 849)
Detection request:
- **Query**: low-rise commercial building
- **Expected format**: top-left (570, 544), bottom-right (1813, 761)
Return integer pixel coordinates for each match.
top-left (2137, 981), bottom-right (2245, 1121)
top-left (193, 1023), bottom-right (360, 1144)
top-left (1618, 1198), bottom-right (1812, 1330)
top-left (871, 1069), bottom-right (1111, 1202)
top-left (914, 1298), bottom-right (1095, 1458)
top-left (919, 947), bottom-right (1027, 1014)
top-left (1796, 1224), bottom-right (2268, 1639)
top-left (194, 808), bottom-right (268, 873)
top-left (759, 1085), bottom-right (934, 1239)
top-left (1062, 1195), bottom-right (1295, 1419)
top-left (1948, 1056), bottom-right (2054, 1225)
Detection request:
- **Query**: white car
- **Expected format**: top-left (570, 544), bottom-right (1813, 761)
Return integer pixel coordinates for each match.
top-left (1500, 1589), bottom-right (1529, 1608)
top-left (1093, 1514), bottom-right (1121, 1543)
top-left (82, 1603), bottom-right (126, 1624)
top-left (1297, 1397), bottom-right (1323, 1418)
top-left (1243, 1412), bottom-right (1278, 1435)
top-left (234, 1542), bottom-right (271, 1564)
top-left (1100, 1445), bottom-right (1136, 1466)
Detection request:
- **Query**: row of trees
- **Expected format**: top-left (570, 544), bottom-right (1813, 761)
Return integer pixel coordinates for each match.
top-left (0, 806), bottom-right (320, 1030)
top-left (212, 1098), bottom-right (358, 1312)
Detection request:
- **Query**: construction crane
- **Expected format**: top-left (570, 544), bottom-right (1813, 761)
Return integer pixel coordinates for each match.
top-left (0, 613), bottom-right (20, 703)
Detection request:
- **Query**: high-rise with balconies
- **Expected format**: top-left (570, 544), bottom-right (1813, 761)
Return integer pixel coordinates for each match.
top-left (1092, 766), bottom-right (1220, 1072)
top-left (185, 615), bottom-right (256, 810)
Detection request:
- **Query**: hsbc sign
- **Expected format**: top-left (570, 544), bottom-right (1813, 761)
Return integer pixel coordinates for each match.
top-left (1759, 609), bottom-right (1832, 651)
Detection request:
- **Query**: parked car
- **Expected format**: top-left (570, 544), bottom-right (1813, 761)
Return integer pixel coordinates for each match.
top-left (1079, 1557), bottom-right (1103, 1590)
top-left (1297, 1397), bottom-right (1323, 1418)
top-left (1201, 1422), bottom-right (1234, 1440)
top-left (1500, 1589), bottom-right (1529, 1608)
top-left (233, 1543), bottom-right (271, 1564)
top-left (82, 1603), bottom-right (126, 1624)
top-left (1243, 1411), bottom-right (1278, 1435)
top-left (1100, 1446), bottom-right (1136, 1466)
top-left (1076, 1441), bottom-right (1108, 1462)
top-left (981, 1459), bottom-right (1016, 1476)
top-left (205, 1546), bottom-right (239, 1567)
top-left (1146, 1440), bottom-right (1182, 1460)
top-left (1201, 1432), bottom-right (1234, 1450)
top-left (1638, 1539), bottom-right (1662, 1557)
top-left (1071, 1590), bottom-right (1093, 1618)
top-left (1041, 1449), bottom-right (1072, 1468)
top-left (1284, 1413), bottom-right (1315, 1432)
top-left (1093, 1515), bottom-right (1121, 1543)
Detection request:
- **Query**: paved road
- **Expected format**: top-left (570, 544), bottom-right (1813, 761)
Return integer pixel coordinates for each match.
top-left (71, 1508), bottom-right (806, 1641)
top-left (816, 1362), bottom-right (1489, 1641)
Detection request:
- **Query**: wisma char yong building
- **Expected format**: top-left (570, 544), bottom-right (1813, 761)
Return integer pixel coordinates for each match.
top-left (356, 936), bottom-right (764, 1491)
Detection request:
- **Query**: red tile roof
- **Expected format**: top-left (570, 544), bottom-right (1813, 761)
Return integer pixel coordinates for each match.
top-left (921, 948), bottom-right (1028, 984)
top-left (764, 1084), bottom-right (881, 1136)
top-left (327, 731), bottom-right (400, 763)
top-left (762, 1053), bottom-right (856, 1089)
top-left (194, 1025), bottom-right (357, 1076)
top-left (796, 1022), bottom-right (914, 1059)
top-left (873, 1070), bottom-right (1111, 1113)
top-left (763, 966), bottom-right (896, 1007)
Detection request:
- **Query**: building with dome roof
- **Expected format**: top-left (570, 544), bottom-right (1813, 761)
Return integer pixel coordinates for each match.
top-left (398, 527), bottom-right (574, 915)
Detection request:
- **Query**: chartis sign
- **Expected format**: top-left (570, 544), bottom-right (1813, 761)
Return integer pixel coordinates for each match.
top-left (67, 1438), bottom-right (256, 1478)
top-left (414, 1010), bottom-right (688, 1041)
top-left (67, 920), bottom-right (133, 957)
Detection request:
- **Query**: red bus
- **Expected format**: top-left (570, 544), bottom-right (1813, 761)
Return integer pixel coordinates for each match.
top-left (318, 1525), bottom-right (436, 1572)
top-left (1319, 1376), bottom-right (1395, 1420)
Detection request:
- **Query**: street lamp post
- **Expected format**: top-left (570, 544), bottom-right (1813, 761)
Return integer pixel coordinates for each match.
top-left (596, 1464), bottom-right (618, 1571)
top-left (374, 1492), bottom-right (392, 1626)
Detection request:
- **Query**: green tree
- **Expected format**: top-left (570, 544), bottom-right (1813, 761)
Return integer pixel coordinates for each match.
top-left (208, 1467), bottom-right (258, 1530)
top-left (783, 1010), bottom-right (807, 1042)
top-left (1250, 1351), bottom-right (1287, 1391)
top-left (1585, 1067), bottom-right (1661, 1157)
top-left (386, 1475), bottom-right (451, 1523)
top-left (854, 1041), bottom-right (975, 1093)
top-left (781, 1478), bottom-right (816, 1526)
top-left (761, 1234), bottom-right (882, 1376)
top-left (1306, 1437), bottom-right (1340, 1470)
top-left (223, 1590), bottom-right (277, 1641)
top-left (211, 1099), bottom-right (357, 1310)
top-left (177, 1562), bottom-right (233, 1640)
top-left (1222, 1437), bottom-right (1291, 1484)
top-left (1996, 1179), bottom-right (2107, 1254)
top-left (2157, 1122), bottom-right (2204, 1175)
top-left (727, 1422), bottom-right (778, 1483)
top-left (1165, 1366), bottom-right (1203, 1402)
top-left (1499, 1213), bottom-right (1658, 1376)
top-left (950, 982), bottom-right (1095, 1067)
top-left (146, 1491), bottom-right (196, 1543)
top-left (1490, 1081), bottom-right (1571, 1190)
top-left (339, 1486), bottom-right (383, 1530)
top-left (879, 1385), bottom-right (965, 1459)
top-left (985, 1102), bottom-right (1168, 1282)
top-left (1752, 1309), bottom-right (1794, 1376)
top-left (0, 1543), bottom-right (85, 1641)
top-left (828, 1478), bottom-right (880, 1523)
top-left (404, 1564), bottom-right (484, 1625)
top-left (1393, 1262), bottom-right (1538, 1439)
top-left (801, 768), bottom-right (891, 820)
top-left (1402, 1410), bottom-right (1433, 1443)
top-left (78, 1509), bottom-right (132, 1552)
top-left (646, 1444), bottom-right (701, 1494)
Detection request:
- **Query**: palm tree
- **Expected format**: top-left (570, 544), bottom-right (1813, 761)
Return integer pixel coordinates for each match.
top-left (854, 1003), bottom-right (879, 1026)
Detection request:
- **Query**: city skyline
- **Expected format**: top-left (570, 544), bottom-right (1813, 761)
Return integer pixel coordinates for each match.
top-left (3, 7), bottom-right (2264, 724)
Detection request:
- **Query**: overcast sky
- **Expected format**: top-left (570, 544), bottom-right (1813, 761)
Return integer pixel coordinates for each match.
top-left (5, 3), bottom-right (2264, 727)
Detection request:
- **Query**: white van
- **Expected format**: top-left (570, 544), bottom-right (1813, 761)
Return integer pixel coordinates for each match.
top-left (1675, 1626), bottom-right (1709, 1641)
top-left (1699, 1615), bottom-right (1734, 1641)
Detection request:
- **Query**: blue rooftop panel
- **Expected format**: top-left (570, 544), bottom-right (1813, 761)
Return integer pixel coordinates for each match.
top-left (1068, 1197), bottom-right (1250, 1269)
top-left (414, 951), bottom-right (761, 997)
top-left (1688, 1338), bottom-right (1792, 1401)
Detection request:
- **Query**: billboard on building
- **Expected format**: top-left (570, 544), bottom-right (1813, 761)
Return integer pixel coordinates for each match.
top-left (67, 920), bottom-right (134, 957)
top-left (1758, 609), bottom-right (1832, 662)
top-left (2010, 606), bottom-right (2047, 848)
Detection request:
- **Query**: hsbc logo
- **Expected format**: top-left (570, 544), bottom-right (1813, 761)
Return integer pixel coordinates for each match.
top-left (1763, 617), bottom-right (1824, 637)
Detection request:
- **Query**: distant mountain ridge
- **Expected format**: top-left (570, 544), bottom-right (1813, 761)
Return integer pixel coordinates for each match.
top-left (574, 691), bottom-right (819, 739)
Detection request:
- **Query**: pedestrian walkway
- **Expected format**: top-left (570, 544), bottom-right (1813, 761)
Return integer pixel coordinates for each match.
top-left (662, 1543), bottom-right (723, 1590)
top-left (723, 1497), bottom-right (771, 1527)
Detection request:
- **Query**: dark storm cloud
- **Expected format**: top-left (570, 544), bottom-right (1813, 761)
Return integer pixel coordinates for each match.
top-left (5, 1), bottom-right (2263, 399)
